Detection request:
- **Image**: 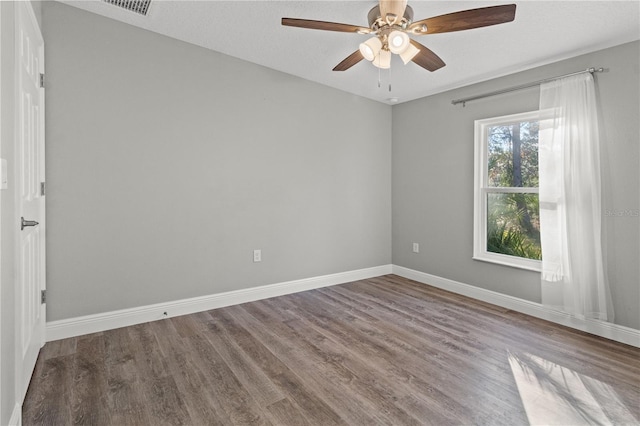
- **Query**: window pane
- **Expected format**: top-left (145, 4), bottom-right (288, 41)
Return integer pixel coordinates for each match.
top-left (487, 193), bottom-right (541, 260)
top-left (487, 121), bottom-right (539, 187)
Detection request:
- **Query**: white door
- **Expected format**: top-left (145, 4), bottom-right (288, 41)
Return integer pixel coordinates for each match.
top-left (15, 0), bottom-right (45, 402)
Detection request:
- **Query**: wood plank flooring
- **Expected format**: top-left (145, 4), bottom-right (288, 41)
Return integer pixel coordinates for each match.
top-left (23, 275), bottom-right (640, 425)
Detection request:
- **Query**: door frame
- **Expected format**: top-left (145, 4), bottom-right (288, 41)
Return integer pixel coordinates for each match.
top-left (0, 2), bottom-right (4, 420)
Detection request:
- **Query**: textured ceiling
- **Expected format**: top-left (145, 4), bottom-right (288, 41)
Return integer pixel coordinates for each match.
top-left (59, 1), bottom-right (640, 104)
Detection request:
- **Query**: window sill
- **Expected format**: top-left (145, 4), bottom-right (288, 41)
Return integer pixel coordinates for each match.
top-left (473, 254), bottom-right (542, 273)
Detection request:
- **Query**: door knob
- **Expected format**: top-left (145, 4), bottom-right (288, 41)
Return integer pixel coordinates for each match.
top-left (21, 217), bottom-right (39, 231)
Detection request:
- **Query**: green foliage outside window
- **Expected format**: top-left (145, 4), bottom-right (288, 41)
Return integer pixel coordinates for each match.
top-left (486, 122), bottom-right (541, 260)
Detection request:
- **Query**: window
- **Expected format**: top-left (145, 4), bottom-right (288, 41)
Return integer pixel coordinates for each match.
top-left (474, 111), bottom-right (541, 271)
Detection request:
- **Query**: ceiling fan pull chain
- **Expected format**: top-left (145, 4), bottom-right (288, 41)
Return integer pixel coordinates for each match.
top-left (378, 65), bottom-right (381, 88)
top-left (388, 66), bottom-right (392, 92)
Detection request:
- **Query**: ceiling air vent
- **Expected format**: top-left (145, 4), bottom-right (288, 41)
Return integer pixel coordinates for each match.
top-left (102, 0), bottom-right (152, 16)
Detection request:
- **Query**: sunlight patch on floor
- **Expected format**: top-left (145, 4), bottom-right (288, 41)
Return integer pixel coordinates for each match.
top-left (508, 352), bottom-right (637, 426)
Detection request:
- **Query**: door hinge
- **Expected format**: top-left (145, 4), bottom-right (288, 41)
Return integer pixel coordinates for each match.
top-left (41, 289), bottom-right (46, 304)
top-left (41, 181), bottom-right (46, 196)
top-left (39, 73), bottom-right (44, 88)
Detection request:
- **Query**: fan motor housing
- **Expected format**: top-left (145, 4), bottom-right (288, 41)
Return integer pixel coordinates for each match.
top-left (367, 5), bottom-right (414, 29)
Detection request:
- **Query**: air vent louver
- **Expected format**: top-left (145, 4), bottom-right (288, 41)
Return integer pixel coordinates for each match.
top-left (102, 0), bottom-right (151, 16)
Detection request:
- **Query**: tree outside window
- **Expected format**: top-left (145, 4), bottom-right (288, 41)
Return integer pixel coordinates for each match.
top-left (474, 111), bottom-right (542, 271)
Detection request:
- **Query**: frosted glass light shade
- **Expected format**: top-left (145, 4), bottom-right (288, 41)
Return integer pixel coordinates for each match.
top-left (388, 30), bottom-right (410, 54)
top-left (373, 49), bottom-right (391, 69)
top-left (359, 37), bottom-right (382, 62)
top-left (399, 43), bottom-right (420, 64)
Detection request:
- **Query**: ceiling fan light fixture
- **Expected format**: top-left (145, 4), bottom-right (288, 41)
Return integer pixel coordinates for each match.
top-left (399, 43), bottom-right (420, 64)
top-left (388, 30), bottom-right (410, 54)
top-left (373, 49), bottom-right (391, 69)
top-left (282, 2), bottom-right (517, 73)
top-left (359, 37), bottom-right (382, 61)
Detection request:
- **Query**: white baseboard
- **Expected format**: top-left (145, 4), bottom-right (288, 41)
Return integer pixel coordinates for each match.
top-left (9, 403), bottom-right (21, 426)
top-left (46, 263), bottom-right (639, 348)
top-left (392, 265), bottom-right (640, 348)
top-left (46, 265), bottom-right (393, 342)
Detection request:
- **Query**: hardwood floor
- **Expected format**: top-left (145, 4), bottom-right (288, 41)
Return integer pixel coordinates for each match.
top-left (23, 275), bottom-right (640, 425)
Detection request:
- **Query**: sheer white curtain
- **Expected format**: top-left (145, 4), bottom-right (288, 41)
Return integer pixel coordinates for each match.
top-left (539, 73), bottom-right (613, 321)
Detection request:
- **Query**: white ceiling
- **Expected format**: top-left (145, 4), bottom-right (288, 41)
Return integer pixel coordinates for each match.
top-left (59, 0), bottom-right (640, 104)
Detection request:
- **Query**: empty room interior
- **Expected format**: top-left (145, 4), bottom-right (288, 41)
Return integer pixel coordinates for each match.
top-left (1, 0), bottom-right (639, 425)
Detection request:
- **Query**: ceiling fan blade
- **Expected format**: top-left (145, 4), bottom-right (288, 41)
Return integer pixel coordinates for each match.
top-left (379, 0), bottom-right (407, 23)
top-left (409, 39), bottom-right (445, 72)
top-left (282, 18), bottom-right (371, 34)
top-left (409, 4), bottom-right (516, 34)
top-left (333, 50), bottom-right (365, 71)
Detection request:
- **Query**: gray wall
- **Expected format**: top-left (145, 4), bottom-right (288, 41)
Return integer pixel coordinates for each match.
top-left (393, 41), bottom-right (639, 330)
top-left (43, 2), bottom-right (392, 321)
top-left (30, 0), bottom-right (41, 27)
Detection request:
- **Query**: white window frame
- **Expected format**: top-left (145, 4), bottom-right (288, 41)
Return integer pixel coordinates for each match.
top-left (473, 110), bottom-right (542, 272)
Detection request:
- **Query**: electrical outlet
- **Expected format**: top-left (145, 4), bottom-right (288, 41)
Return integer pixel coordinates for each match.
top-left (412, 243), bottom-right (420, 253)
top-left (253, 249), bottom-right (262, 262)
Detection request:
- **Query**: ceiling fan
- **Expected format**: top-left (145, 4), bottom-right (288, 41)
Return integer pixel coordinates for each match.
top-left (282, 1), bottom-right (516, 72)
